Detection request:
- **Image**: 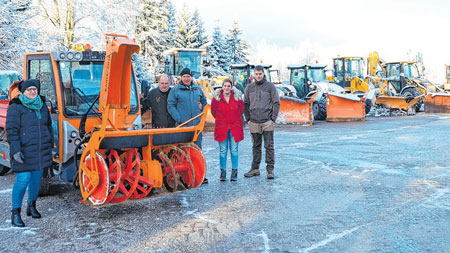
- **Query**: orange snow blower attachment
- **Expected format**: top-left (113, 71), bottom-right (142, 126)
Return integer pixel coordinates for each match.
top-left (424, 93), bottom-right (450, 113)
top-left (78, 34), bottom-right (207, 207)
top-left (326, 93), bottom-right (366, 122)
top-left (277, 93), bottom-right (317, 124)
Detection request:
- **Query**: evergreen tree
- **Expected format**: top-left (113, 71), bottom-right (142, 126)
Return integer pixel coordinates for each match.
top-left (174, 3), bottom-right (199, 48)
top-left (135, 0), bottom-right (168, 69)
top-left (0, 0), bottom-right (37, 71)
top-left (207, 24), bottom-right (228, 73)
top-left (161, 0), bottom-right (176, 48)
top-left (225, 20), bottom-right (249, 65)
top-left (192, 9), bottom-right (208, 47)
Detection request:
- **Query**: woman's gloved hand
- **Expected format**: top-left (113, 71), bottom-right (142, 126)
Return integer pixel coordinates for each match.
top-left (13, 152), bottom-right (24, 163)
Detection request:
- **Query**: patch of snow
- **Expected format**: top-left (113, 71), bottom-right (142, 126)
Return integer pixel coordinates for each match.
top-left (300, 225), bottom-right (361, 252)
top-left (258, 230), bottom-right (271, 253)
top-left (0, 188), bottom-right (12, 194)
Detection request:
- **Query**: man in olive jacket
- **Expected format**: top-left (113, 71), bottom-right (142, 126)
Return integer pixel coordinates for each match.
top-left (244, 65), bottom-right (280, 179)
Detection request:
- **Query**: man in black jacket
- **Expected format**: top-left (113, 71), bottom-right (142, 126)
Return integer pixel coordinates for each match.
top-left (243, 65), bottom-right (280, 179)
top-left (141, 74), bottom-right (176, 128)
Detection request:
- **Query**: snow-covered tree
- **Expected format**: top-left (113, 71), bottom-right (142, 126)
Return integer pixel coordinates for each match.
top-left (207, 24), bottom-right (228, 73)
top-left (135, 0), bottom-right (168, 69)
top-left (161, 0), bottom-right (176, 48)
top-left (0, 0), bottom-right (37, 71)
top-left (174, 4), bottom-right (199, 48)
top-left (225, 21), bottom-right (249, 65)
top-left (192, 9), bottom-right (208, 47)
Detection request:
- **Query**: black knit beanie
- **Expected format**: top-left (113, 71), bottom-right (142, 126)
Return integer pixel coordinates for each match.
top-left (180, 68), bottom-right (192, 77)
top-left (19, 79), bottom-right (40, 93)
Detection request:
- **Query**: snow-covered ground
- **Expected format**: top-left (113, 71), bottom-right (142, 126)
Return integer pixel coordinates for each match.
top-left (0, 113), bottom-right (449, 252)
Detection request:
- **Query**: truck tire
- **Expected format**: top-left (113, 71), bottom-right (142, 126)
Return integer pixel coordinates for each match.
top-left (313, 94), bottom-right (327, 120)
top-left (401, 88), bottom-right (422, 112)
top-left (365, 99), bottom-right (372, 114)
top-left (0, 165), bottom-right (10, 176)
top-left (38, 176), bottom-right (50, 196)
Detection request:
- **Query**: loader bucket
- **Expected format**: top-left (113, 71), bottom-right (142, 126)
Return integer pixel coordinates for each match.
top-left (203, 103), bottom-right (215, 131)
top-left (326, 93), bottom-right (365, 122)
top-left (424, 93), bottom-right (450, 113)
top-left (277, 96), bottom-right (313, 124)
top-left (375, 95), bottom-right (423, 111)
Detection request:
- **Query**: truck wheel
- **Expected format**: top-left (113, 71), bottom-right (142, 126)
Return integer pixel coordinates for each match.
top-left (0, 165), bottom-right (10, 176)
top-left (365, 99), bottom-right (372, 114)
top-left (401, 88), bottom-right (422, 112)
top-left (38, 176), bottom-right (50, 196)
top-left (313, 94), bottom-right (327, 120)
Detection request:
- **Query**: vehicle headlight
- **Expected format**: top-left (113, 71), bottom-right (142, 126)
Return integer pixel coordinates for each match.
top-left (70, 131), bottom-right (77, 138)
top-left (67, 52), bottom-right (74, 60)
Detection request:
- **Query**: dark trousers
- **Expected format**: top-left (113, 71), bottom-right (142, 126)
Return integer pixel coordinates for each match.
top-left (251, 131), bottom-right (274, 171)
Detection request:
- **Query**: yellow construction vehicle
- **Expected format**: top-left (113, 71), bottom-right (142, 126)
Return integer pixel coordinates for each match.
top-left (0, 34), bottom-right (207, 206)
top-left (164, 48), bottom-right (225, 126)
top-left (366, 51), bottom-right (426, 113)
top-left (331, 56), bottom-right (375, 115)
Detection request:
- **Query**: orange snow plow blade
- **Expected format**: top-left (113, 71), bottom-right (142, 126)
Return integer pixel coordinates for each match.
top-left (326, 93), bottom-right (365, 122)
top-left (424, 93), bottom-right (450, 113)
top-left (375, 95), bottom-right (423, 111)
top-left (277, 96), bottom-right (313, 124)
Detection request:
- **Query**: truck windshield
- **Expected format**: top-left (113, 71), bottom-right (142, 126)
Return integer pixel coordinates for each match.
top-left (232, 68), bottom-right (249, 92)
top-left (59, 61), bottom-right (139, 116)
top-left (0, 71), bottom-right (19, 99)
top-left (308, 68), bottom-right (327, 82)
top-left (175, 51), bottom-right (202, 78)
top-left (346, 59), bottom-right (363, 78)
top-left (402, 64), bottom-right (420, 78)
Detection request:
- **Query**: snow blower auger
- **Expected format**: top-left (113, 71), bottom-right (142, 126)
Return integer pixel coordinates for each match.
top-left (78, 34), bottom-right (206, 207)
top-left (277, 93), bottom-right (317, 124)
top-left (424, 93), bottom-right (450, 113)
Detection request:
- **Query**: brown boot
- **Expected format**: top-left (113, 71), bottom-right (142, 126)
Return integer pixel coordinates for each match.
top-left (244, 168), bottom-right (260, 177)
top-left (267, 170), bottom-right (274, 180)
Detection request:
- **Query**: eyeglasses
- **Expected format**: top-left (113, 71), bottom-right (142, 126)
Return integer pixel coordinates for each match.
top-left (25, 87), bottom-right (37, 92)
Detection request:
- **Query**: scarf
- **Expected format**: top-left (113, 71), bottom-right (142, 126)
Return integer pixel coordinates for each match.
top-left (19, 94), bottom-right (43, 119)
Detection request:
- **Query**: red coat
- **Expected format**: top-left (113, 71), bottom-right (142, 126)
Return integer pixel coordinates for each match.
top-left (211, 88), bottom-right (244, 142)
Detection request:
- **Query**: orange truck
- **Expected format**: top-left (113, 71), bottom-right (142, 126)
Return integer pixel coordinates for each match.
top-left (0, 34), bottom-right (207, 206)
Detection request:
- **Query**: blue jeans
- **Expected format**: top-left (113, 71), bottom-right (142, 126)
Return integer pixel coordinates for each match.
top-left (12, 170), bottom-right (43, 209)
top-left (219, 130), bottom-right (239, 170)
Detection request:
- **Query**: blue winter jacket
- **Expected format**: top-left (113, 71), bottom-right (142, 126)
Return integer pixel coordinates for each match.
top-left (167, 82), bottom-right (207, 126)
top-left (6, 96), bottom-right (53, 173)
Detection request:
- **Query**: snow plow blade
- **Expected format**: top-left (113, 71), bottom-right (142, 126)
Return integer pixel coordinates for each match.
top-left (424, 93), bottom-right (450, 113)
top-left (375, 95), bottom-right (423, 111)
top-left (326, 93), bottom-right (365, 122)
top-left (277, 96), bottom-right (313, 124)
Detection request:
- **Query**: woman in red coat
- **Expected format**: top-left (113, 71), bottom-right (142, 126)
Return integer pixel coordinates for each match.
top-left (211, 79), bottom-right (244, 181)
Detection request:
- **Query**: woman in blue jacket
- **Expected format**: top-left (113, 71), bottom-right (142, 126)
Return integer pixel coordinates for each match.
top-left (6, 79), bottom-right (53, 227)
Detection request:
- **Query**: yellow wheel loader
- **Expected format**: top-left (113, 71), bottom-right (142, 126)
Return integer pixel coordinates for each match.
top-left (331, 57), bottom-right (375, 115)
top-left (163, 48), bottom-right (219, 126)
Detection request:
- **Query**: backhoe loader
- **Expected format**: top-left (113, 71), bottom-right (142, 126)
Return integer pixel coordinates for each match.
top-left (366, 52), bottom-right (425, 114)
top-left (231, 63), bottom-right (315, 124)
top-left (0, 34), bottom-right (207, 206)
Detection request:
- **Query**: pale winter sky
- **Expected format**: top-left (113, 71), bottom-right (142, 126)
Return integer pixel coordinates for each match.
top-left (173, 0), bottom-right (450, 82)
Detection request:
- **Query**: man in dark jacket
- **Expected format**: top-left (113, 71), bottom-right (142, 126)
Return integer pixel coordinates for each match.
top-left (141, 74), bottom-right (176, 128)
top-left (167, 68), bottom-right (207, 147)
top-left (243, 65), bottom-right (280, 179)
